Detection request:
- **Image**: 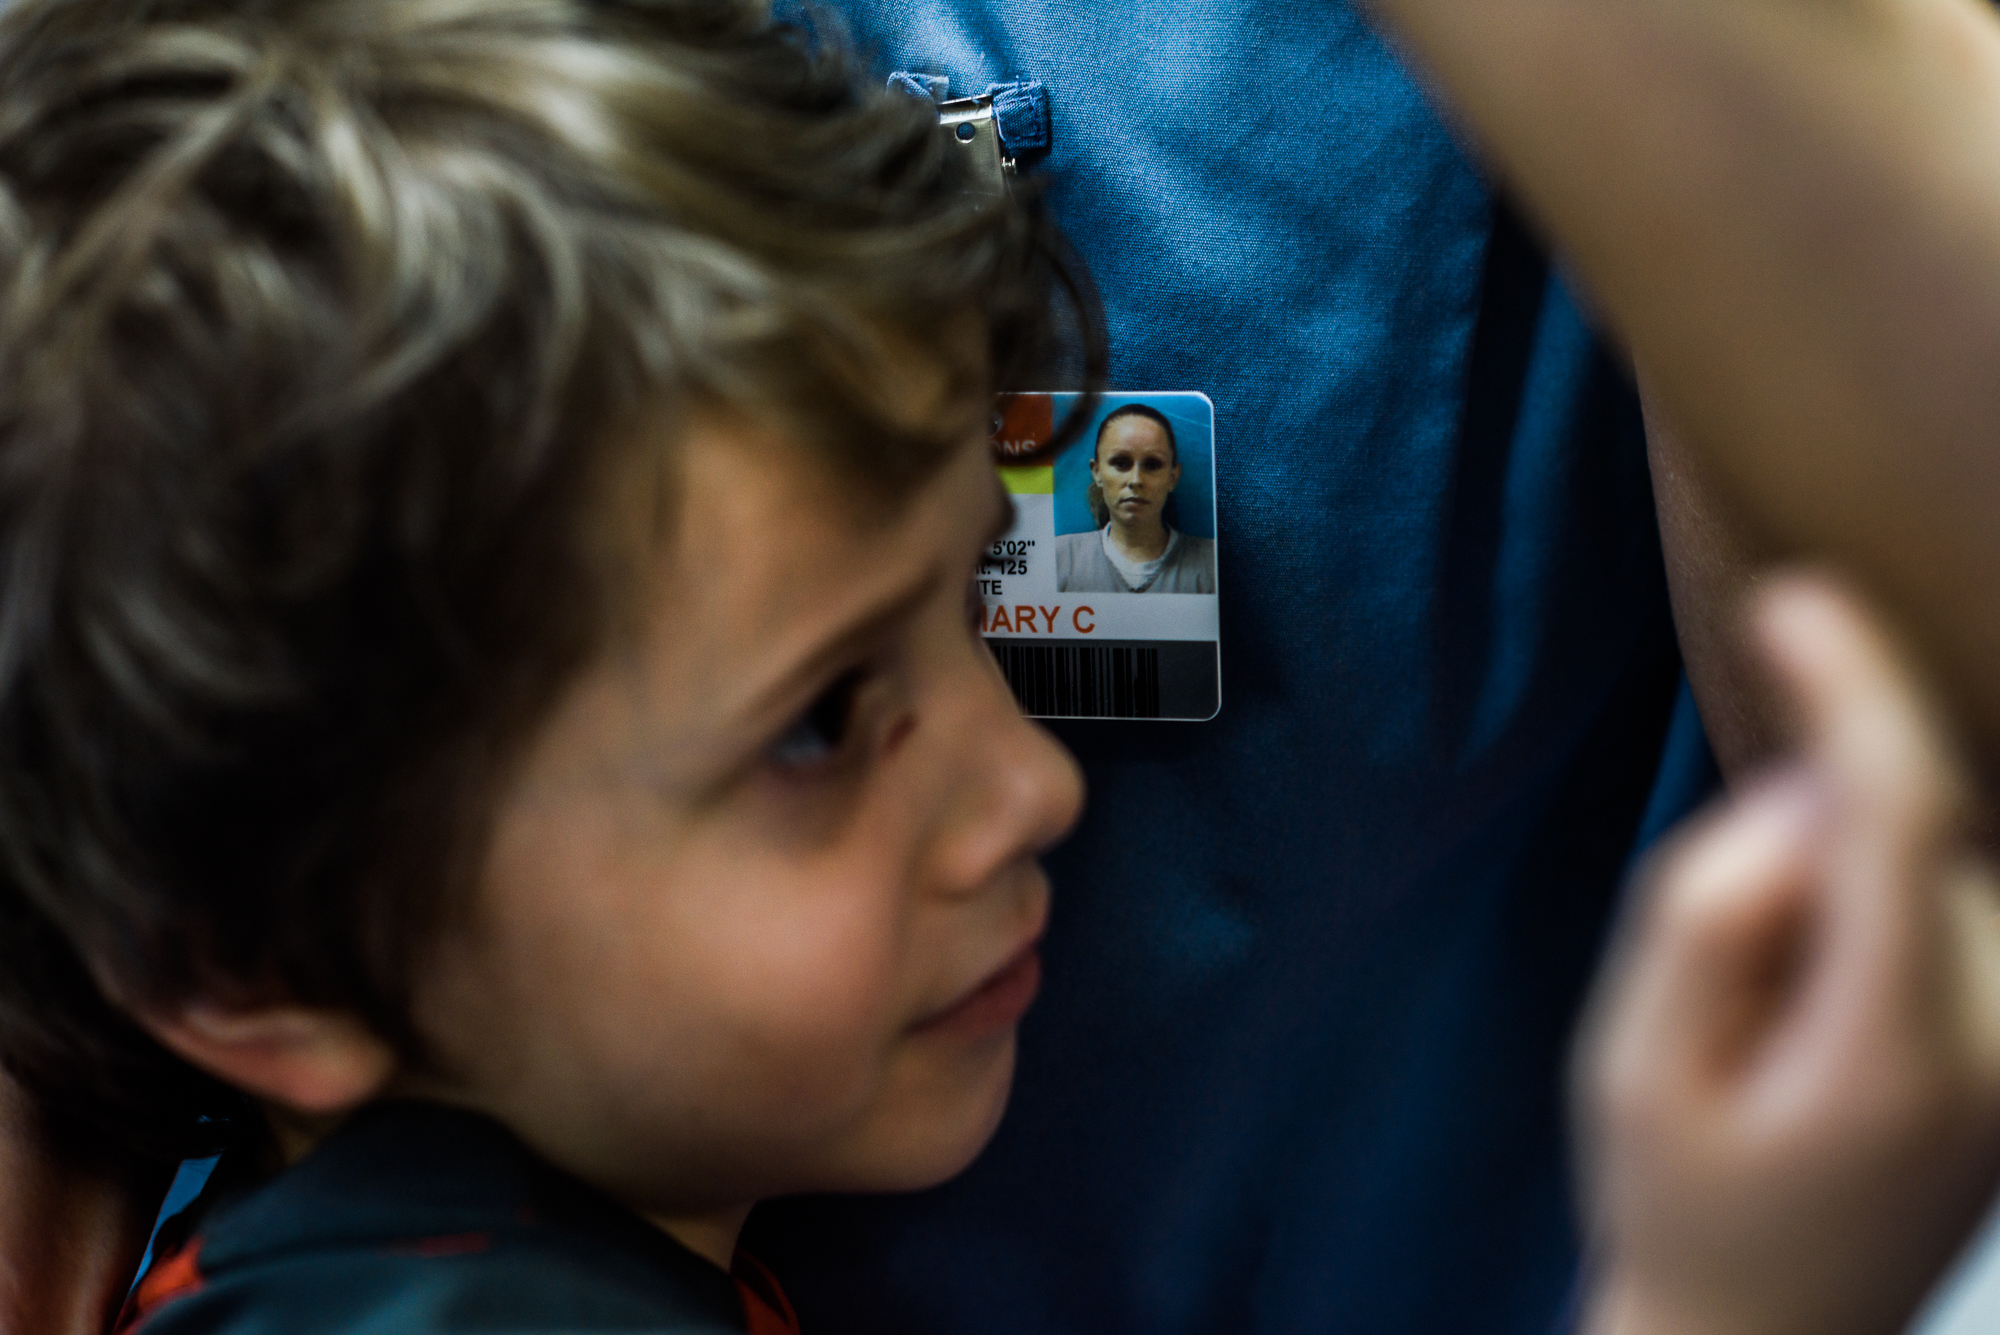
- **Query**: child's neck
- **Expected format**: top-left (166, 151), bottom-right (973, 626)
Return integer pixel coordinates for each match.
top-left (647, 1204), bottom-right (753, 1271)
top-left (267, 1100), bottom-right (751, 1271)
top-left (265, 1103), bottom-right (345, 1165)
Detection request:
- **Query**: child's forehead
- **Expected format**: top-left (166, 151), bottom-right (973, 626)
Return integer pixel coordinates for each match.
top-left (625, 313), bottom-right (990, 511)
top-left (656, 408), bottom-right (982, 606)
top-left (589, 312), bottom-right (988, 563)
top-left (612, 405), bottom-right (990, 655)
top-left (520, 419), bottom-right (997, 795)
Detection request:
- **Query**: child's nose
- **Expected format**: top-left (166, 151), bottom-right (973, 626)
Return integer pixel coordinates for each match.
top-left (932, 663), bottom-right (1085, 892)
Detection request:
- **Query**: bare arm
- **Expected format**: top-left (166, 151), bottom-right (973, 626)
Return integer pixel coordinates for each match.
top-left (1367, 0), bottom-right (2000, 753)
top-left (1643, 390), bottom-right (1787, 780)
top-left (0, 1072), bottom-right (169, 1335)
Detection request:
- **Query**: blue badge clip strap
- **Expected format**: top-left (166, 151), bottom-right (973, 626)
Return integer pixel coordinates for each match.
top-left (886, 71), bottom-right (950, 103)
top-left (981, 80), bottom-right (1049, 156)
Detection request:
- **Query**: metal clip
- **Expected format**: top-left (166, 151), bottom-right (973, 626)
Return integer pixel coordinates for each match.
top-left (937, 95), bottom-right (1015, 199)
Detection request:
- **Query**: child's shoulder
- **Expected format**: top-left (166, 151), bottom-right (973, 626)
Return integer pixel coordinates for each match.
top-left (130, 1104), bottom-right (751, 1335)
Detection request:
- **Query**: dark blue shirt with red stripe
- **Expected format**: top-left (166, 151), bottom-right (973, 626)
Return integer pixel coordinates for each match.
top-left (120, 1102), bottom-right (800, 1335)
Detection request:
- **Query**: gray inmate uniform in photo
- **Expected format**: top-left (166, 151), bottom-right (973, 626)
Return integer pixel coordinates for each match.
top-left (1056, 528), bottom-right (1217, 593)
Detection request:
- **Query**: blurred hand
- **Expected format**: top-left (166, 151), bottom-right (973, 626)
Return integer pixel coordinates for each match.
top-left (1576, 573), bottom-right (2000, 1335)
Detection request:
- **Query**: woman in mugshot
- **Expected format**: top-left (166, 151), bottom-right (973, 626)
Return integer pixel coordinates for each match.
top-left (1056, 405), bottom-right (1218, 593)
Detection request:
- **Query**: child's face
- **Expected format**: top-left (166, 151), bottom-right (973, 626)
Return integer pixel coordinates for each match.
top-left (407, 386), bottom-right (1084, 1231)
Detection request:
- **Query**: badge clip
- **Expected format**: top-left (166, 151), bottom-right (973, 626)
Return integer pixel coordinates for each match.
top-left (937, 95), bottom-right (1015, 199)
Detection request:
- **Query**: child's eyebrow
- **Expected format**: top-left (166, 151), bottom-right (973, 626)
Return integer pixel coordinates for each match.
top-left (733, 481), bottom-right (1014, 729)
top-left (734, 565), bottom-right (945, 729)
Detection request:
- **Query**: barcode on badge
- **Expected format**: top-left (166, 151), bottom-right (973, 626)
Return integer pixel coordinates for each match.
top-left (989, 642), bottom-right (1161, 720)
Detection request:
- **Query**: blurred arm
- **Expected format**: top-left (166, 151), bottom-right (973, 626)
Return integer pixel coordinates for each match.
top-left (1366, 0), bottom-right (2000, 754)
top-left (1642, 388), bottom-right (1785, 779)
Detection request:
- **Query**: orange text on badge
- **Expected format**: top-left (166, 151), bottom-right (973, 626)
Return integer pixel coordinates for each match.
top-left (981, 604), bottom-right (1096, 635)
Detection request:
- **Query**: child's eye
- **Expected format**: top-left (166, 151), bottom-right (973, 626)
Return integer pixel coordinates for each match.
top-left (767, 670), bottom-right (864, 770)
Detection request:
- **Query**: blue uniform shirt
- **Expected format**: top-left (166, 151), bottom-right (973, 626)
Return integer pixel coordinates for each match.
top-left (746, 3), bottom-right (1716, 1332)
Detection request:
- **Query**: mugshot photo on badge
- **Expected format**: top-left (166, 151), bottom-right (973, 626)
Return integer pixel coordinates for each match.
top-left (1055, 403), bottom-right (1217, 593)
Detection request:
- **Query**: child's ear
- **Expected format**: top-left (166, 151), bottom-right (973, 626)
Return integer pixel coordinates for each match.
top-left (136, 1003), bottom-right (397, 1116)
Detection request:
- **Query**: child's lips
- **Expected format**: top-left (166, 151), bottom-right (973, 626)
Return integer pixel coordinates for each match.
top-left (913, 939), bottom-right (1043, 1040)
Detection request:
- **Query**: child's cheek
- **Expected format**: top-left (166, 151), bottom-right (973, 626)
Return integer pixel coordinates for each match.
top-left (707, 876), bottom-right (908, 1102)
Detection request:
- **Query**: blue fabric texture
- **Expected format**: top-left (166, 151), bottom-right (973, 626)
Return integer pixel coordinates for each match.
top-left (983, 78), bottom-right (1049, 153)
top-left (748, 4), bottom-right (1715, 1334)
top-left (885, 69), bottom-right (950, 101)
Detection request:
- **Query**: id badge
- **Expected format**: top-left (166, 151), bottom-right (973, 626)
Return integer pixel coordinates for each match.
top-left (984, 392), bottom-right (1221, 721)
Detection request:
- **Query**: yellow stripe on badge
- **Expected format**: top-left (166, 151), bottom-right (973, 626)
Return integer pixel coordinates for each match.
top-left (996, 464), bottom-right (1054, 495)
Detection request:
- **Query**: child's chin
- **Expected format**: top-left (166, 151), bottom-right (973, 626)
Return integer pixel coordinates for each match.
top-left (852, 1040), bottom-right (1019, 1195)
